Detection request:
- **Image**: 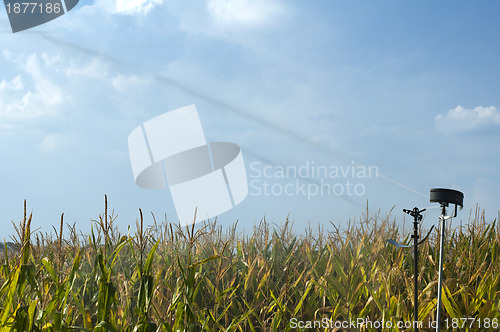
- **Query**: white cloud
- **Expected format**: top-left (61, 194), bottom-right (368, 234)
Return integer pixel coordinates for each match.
top-left (112, 74), bottom-right (151, 92)
top-left (64, 57), bottom-right (109, 79)
top-left (87, 0), bottom-right (162, 16)
top-left (63, 56), bottom-right (151, 93)
top-left (207, 0), bottom-right (285, 27)
top-left (115, 0), bottom-right (163, 15)
top-left (0, 75), bottom-right (24, 91)
top-left (166, 0), bottom-right (288, 46)
top-left (0, 53), bottom-right (64, 121)
top-left (435, 105), bottom-right (500, 134)
top-left (0, 50), bottom-right (147, 127)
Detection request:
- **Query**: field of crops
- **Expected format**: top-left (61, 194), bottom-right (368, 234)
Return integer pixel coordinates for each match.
top-left (1, 197), bottom-right (499, 331)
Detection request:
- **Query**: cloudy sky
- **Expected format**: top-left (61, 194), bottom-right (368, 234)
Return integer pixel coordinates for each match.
top-left (1, 0), bottom-right (499, 239)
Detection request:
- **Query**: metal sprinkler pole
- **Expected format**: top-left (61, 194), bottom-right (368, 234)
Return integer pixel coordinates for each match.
top-left (429, 188), bottom-right (463, 332)
top-left (412, 212), bottom-right (419, 331)
top-left (404, 207), bottom-right (426, 332)
top-left (436, 204), bottom-right (447, 331)
top-left (389, 208), bottom-right (431, 332)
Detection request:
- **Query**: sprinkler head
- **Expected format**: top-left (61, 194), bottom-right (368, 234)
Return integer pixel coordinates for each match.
top-left (430, 188), bottom-right (463, 207)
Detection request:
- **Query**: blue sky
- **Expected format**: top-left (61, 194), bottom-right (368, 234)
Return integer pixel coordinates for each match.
top-left (0, 0), bottom-right (499, 239)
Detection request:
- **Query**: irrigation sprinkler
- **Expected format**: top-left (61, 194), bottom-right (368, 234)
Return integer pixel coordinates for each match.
top-left (387, 207), bottom-right (434, 332)
top-left (430, 188), bottom-right (463, 331)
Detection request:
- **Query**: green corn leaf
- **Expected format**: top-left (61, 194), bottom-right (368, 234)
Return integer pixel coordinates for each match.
top-left (95, 320), bottom-right (119, 332)
top-left (109, 239), bottom-right (129, 271)
top-left (42, 258), bottom-right (58, 284)
top-left (442, 283), bottom-right (461, 320)
top-left (269, 290), bottom-right (285, 314)
top-left (188, 255), bottom-right (220, 270)
top-left (293, 279), bottom-right (314, 317)
top-left (1, 265), bottom-right (20, 327)
top-left (223, 311), bottom-right (252, 332)
top-left (143, 240), bottom-right (160, 276)
top-left (28, 298), bottom-right (38, 331)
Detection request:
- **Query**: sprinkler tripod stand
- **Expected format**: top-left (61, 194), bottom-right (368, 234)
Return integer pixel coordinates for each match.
top-left (430, 188), bottom-right (463, 331)
top-left (387, 207), bottom-right (434, 332)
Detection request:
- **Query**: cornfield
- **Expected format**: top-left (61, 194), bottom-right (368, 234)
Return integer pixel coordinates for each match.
top-left (1, 197), bottom-right (499, 331)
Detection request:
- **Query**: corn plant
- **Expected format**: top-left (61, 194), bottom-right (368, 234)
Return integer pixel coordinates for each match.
top-left (0, 199), bottom-right (499, 331)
